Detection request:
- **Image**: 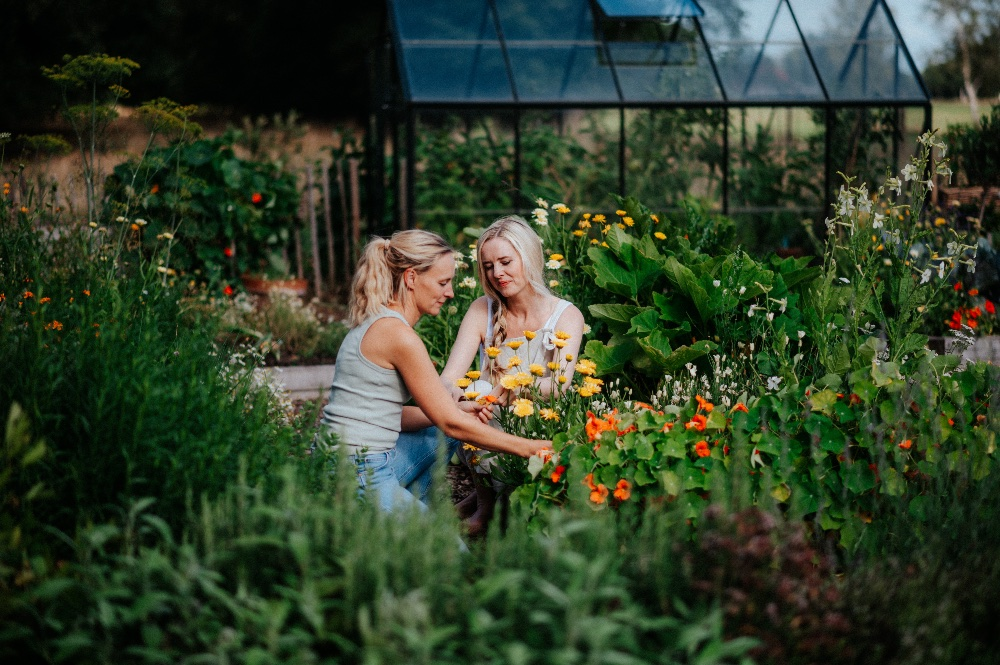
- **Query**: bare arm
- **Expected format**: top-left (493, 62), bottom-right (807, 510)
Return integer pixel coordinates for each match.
top-left (440, 297), bottom-right (490, 398)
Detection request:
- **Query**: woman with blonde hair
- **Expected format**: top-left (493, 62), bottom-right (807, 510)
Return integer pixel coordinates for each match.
top-left (317, 228), bottom-right (551, 512)
top-left (441, 215), bottom-right (585, 533)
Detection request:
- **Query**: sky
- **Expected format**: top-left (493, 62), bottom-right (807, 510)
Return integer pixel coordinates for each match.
top-left (885, 1), bottom-right (944, 70)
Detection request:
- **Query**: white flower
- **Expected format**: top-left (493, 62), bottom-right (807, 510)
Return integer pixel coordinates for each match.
top-left (767, 375), bottom-right (782, 391)
top-left (583, 323), bottom-right (591, 334)
top-left (920, 268), bottom-right (932, 284)
top-left (532, 208), bottom-right (549, 226)
top-left (712, 279), bottom-right (721, 287)
top-left (886, 177), bottom-right (902, 195)
top-left (901, 163), bottom-right (918, 182)
top-left (937, 261), bottom-right (946, 279)
top-left (839, 277), bottom-right (850, 284)
top-left (545, 259), bottom-right (562, 270)
top-left (797, 330), bottom-right (806, 339)
top-left (460, 276), bottom-right (477, 289)
top-left (751, 448), bottom-right (764, 468)
top-left (747, 304), bottom-right (758, 317)
top-left (535, 198), bottom-right (549, 209)
top-left (766, 312), bottom-right (774, 321)
top-left (872, 213), bottom-right (884, 228)
top-left (739, 285), bottom-right (746, 295)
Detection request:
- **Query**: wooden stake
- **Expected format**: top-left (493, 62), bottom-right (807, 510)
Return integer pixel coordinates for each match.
top-left (335, 157), bottom-right (351, 276)
top-left (307, 164), bottom-right (323, 297)
top-left (348, 156), bottom-right (362, 268)
top-left (322, 163), bottom-right (337, 293)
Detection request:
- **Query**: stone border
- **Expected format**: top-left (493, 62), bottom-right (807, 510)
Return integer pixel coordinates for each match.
top-left (264, 364), bottom-right (335, 402)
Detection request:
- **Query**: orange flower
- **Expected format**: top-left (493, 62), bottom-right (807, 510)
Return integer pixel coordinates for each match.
top-left (969, 288), bottom-right (979, 296)
top-left (987, 300), bottom-right (996, 315)
top-left (661, 421), bottom-right (674, 432)
top-left (39, 297), bottom-right (51, 304)
top-left (251, 192), bottom-right (263, 205)
top-left (954, 282), bottom-right (963, 291)
top-left (899, 439), bottom-right (913, 450)
top-left (586, 411), bottom-right (614, 442)
top-left (223, 284), bottom-right (234, 296)
top-left (583, 473), bottom-right (598, 490)
top-left (695, 395), bottom-right (714, 412)
top-left (685, 414), bottom-right (708, 431)
top-left (550, 465), bottom-right (566, 483)
top-left (731, 402), bottom-right (749, 413)
top-left (590, 484), bottom-right (609, 504)
top-left (223, 246), bottom-right (234, 258)
top-left (150, 184), bottom-right (160, 194)
top-left (694, 440), bottom-right (711, 458)
top-left (613, 479), bottom-right (631, 501)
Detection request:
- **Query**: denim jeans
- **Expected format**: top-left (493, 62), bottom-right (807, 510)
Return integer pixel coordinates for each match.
top-left (351, 427), bottom-right (460, 512)
top-left (392, 426), bottom-right (461, 504)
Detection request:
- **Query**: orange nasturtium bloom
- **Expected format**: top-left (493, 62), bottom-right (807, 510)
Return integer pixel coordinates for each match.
top-left (686, 414), bottom-right (708, 431)
top-left (731, 402), bottom-right (749, 413)
top-left (586, 411), bottom-right (614, 441)
top-left (695, 394), bottom-right (714, 412)
top-left (251, 192), bottom-right (264, 205)
top-left (898, 439), bottom-right (913, 450)
top-left (584, 473), bottom-right (609, 504)
top-left (550, 465), bottom-right (566, 483)
top-left (694, 440), bottom-right (711, 458)
top-left (613, 479), bottom-right (632, 501)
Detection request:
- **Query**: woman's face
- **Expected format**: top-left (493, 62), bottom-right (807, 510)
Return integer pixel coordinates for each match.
top-left (411, 253), bottom-right (455, 317)
top-left (480, 237), bottom-right (526, 299)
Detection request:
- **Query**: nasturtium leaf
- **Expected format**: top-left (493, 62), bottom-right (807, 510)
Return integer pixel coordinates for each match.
top-left (634, 437), bottom-right (655, 460)
top-left (659, 470), bottom-right (682, 496)
top-left (809, 388), bottom-right (839, 414)
top-left (634, 462), bottom-right (656, 486)
top-left (660, 438), bottom-right (688, 459)
top-left (882, 467), bottom-right (905, 496)
top-left (770, 483), bottom-right (791, 502)
top-left (844, 462), bottom-right (877, 494)
top-left (527, 454), bottom-right (545, 480)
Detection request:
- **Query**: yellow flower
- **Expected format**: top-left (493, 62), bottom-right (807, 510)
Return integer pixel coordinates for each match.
top-left (506, 340), bottom-right (524, 349)
top-left (554, 339), bottom-right (567, 349)
top-left (554, 204), bottom-right (570, 214)
top-left (578, 385), bottom-right (596, 397)
top-left (500, 375), bottom-right (521, 390)
top-left (615, 209), bottom-right (627, 216)
top-left (565, 354), bottom-right (574, 361)
top-left (466, 370), bottom-right (481, 380)
top-left (573, 230), bottom-right (586, 237)
top-left (512, 398), bottom-right (534, 418)
top-left (623, 216), bottom-right (634, 226)
top-left (506, 355), bottom-right (522, 368)
top-left (590, 238), bottom-right (600, 245)
top-left (486, 346), bottom-right (501, 359)
top-left (654, 232), bottom-right (667, 240)
top-left (593, 214), bottom-right (606, 223)
top-left (462, 443), bottom-right (479, 451)
top-left (555, 330), bottom-right (571, 340)
top-left (549, 253), bottom-right (564, 261)
top-left (514, 372), bottom-right (533, 387)
top-left (582, 212), bottom-right (591, 219)
top-left (617, 223), bottom-right (626, 230)
top-left (547, 361), bottom-right (560, 371)
top-left (578, 219), bottom-right (591, 229)
top-left (558, 375), bottom-right (568, 384)
top-left (529, 364), bottom-right (545, 376)
top-left (464, 391), bottom-right (480, 401)
top-left (651, 214), bottom-right (660, 223)
top-left (584, 376), bottom-right (604, 389)
top-left (549, 280), bottom-right (559, 288)
top-left (934, 217), bottom-right (947, 226)
top-left (601, 225), bottom-right (610, 235)
top-left (575, 359), bottom-right (597, 375)
top-left (455, 377), bottom-right (472, 388)
top-left (524, 330), bottom-right (536, 340)
top-left (540, 408), bottom-right (560, 421)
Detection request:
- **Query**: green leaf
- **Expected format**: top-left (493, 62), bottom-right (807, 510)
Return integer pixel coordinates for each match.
top-left (660, 469), bottom-right (682, 496)
top-left (587, 239), bottom-right (662, 301)
top-left (634, 437), bottom-right (655, 460)
top-left (663, 256), bottom-right (711, 323)
top-left (637, 336), bottom-right (716, 373)
top-left (584, 338), bottom-right (640, 375)
top-left (809, 388), bottom-right (839, 415)
top-left (844, 462), bottom-right (877, 494)
top-left (588, 303), bottom-right (645, 334)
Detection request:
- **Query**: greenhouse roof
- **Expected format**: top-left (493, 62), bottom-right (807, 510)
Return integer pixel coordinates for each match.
top-left (386, 0), bottom-right (929, 107)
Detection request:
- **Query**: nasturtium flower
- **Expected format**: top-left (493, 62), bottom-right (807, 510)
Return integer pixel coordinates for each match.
top-left (466, 370), bottom-right (481, 380)
top-left (731, 402), bottom-right (749, 413)
top-left (575, 359), bottom-right (597, 375)
top-left (550, 464), bottom-right (566, 482)
top-left (455, 378), bottom-right (472, 388)
top-left (695, 394), bottom-right (714, 412)
top-left (506, 340), bottom-right (524, 349)
top-left (486, 346), bottom-right (501, 358)
top-left (591, 483), bottom-right (609, 504)
top-left (251, 192), bottom-right (264, 204)
top-left (512, 398), bottom-right (534, 418)
top-left (899, 439), bottom-right (913, 450)
top-left (613, 479), bottom-right (632, 501)
top-left (686, 414), bottom-right (708, 431)
top-left (540, 408), bottom-right (560, 421)
top-left (529, 364), bottom-right (545, 376)
top-left (694, 440), bottom-right (711, 458)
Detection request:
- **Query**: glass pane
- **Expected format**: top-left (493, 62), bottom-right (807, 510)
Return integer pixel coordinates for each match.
top-left (494, 0), bottom-right (596, 40)
top-left (507, 46), bottom-right (621, 102)
top-left (612, 40), bottom-right (724, 101)
top-left (391, 0), bottom-right (496, 41)
top-left (401, 45), bottom-right (514, 102)
top-left (596, 0), bottom-right (705, 19)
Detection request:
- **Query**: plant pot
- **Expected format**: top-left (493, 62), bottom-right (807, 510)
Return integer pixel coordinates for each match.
top-left (240, 274), bottom-right (309, 297)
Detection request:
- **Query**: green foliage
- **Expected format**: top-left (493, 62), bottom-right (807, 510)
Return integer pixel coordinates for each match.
top-left (946, 102), bottom-right (1000, 192)
top-left (104, 130), bottom-right (302, 283)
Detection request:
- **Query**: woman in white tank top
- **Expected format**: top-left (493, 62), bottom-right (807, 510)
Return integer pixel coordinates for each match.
top-left (440, 216), bottom-right (585, 535)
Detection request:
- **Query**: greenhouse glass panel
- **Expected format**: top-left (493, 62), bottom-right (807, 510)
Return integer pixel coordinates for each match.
top-left (506, 45), bottom-right (621, 103)
top-left (493, 0), bottom-right (596, 41)
top-left (391, 0), bottom-right (496, 40)
top-left (595, 0), bottom-right (705, 19)
top-left (401, 45), bottom-right (514, 102)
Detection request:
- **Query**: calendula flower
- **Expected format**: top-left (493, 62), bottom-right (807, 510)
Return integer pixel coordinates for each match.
top-left (466, 370), bottom-right (481, 380)
top-left (532, 208), bottom-right (549, 226)
top-left (615, 209), bottom-right (627, 216)
top-left (464, 391), bottom-right (480, 401)
top-left (554, 204), bottom-right (570, 214)
top-left (455, 378), bottom-right (472, 388)
top-left (514, 372), bottom-right (533, 387)
top-left (529, 364), bottom-right (545, 376)
top-left (485, 346), bottom-right (501, 358)
top-left (575, 359), bottom-right (597, 375)
top-left (694, 440), bottom-right (711, 458)
top-left (654, 232), bottom-right (666, 240)
top-left (524, 330), bottom-right (536, 340)
top-left (623, 216), bottom-right (634, 226)
top-left (512, 398), bottom-right (534, 417)
top-left (593, 214), bottom-right (606, 223)
top-left (583, 376), bottom-right (603, 391)
top-left (565, 353), bottom-right (574, 361)
top-left (506, 340), bottom-right (524, 350)
top-left (536, 198), bottom-right (549, 209)
top-left (553, 339), bottom-right (567, 349)
top-left (651, 214), bottom-right (660, 223)
top-left (554, 330), bottom-right (571, 340)
top-left (579, 384), bottom-right (597, 397)
top-left (506, 355), bottom-right (522, 368)
top-left (558, 375), bottom-right (568, 384)
top-left (573, 230), bottom-right (586, 237)
top-left (613, 479), bottom-right (631, 501)
top-left (547, 361), bottom-right (560, 371)
top-left (549, 280), bottom-right (560, 288)
top-left (500, 375), bottom-right (521, 390)
top-left (540, 408), bottom-right (560, 421)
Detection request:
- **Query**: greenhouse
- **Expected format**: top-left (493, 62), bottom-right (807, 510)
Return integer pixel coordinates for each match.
top-left (373, 0), bottom-right (930, 251)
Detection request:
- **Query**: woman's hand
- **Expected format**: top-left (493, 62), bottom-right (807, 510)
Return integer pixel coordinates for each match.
top-left (458, 399), bottom-right (494, 424)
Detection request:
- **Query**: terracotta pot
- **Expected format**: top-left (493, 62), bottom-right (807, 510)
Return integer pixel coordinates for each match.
top-left (240, 274), bottom-right (309, 297)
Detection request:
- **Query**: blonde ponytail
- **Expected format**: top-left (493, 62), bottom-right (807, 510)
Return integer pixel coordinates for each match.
top-left (348, 230), bottom-right (454, 326)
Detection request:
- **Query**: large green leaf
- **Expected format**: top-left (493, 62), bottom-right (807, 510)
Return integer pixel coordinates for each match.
top-left (663, 257), bottom-right (710, 323)
top-left (637, 334), bottom-right (716, 373)
top-left (587, 232), bottom-right (663, 301)
top-left (588, 303), bottom-right (646, 335)
top-left (584, 338), bottom-right (640, 375)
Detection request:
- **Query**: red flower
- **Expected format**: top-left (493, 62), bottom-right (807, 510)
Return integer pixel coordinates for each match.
top-left (223, 246), bottom-right (234, 258)
top-left (223, 284), bottom-right (234, 296)
top-left (150, 184), bottom-right (159, 194)
top-left (550, 465), bottom-right (566, 483)
top-left (685, 414), bottom-right (708, 431)
top-left (251, 192), bottom-right (264, 205)
top-left (899, 439), bottom-right (913, 450)
top-left (987, 300), bottom-right (996, 315)
top-left (613, 479), bottom-right (632, 501)
top-left (954, 282), bottom-right (963, 291)
top-left (694, 440), bottom-right (711, 458)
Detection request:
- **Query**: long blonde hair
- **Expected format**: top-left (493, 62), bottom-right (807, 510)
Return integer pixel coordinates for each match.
top-left (348, 229), bottom-right (454, 326)
top-left (476, 215), bottom-right (550, 359)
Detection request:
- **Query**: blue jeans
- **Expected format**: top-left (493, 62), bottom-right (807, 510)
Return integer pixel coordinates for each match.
top-left (351, 427), bottom-right (460, 512)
